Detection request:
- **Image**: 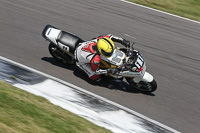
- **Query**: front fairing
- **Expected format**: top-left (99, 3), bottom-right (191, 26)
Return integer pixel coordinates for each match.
top-left (100, 49), bottom-right (125, 68)
top-left (99, 48), bottom-right (147, 78)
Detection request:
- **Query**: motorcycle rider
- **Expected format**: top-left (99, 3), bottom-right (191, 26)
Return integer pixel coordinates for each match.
top-left (75, 34), bottom-right (130, 82)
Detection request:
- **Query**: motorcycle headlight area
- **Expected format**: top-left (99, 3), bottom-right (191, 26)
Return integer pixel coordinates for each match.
top-left (126, 55), bottom-right (145, 73)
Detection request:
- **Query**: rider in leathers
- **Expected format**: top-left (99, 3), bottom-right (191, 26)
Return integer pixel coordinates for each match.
top-left (75, 34), bottom-right (130, 82)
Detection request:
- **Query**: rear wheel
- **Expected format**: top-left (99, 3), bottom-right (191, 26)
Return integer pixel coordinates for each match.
top-left (126, 78), bottom-right (157, 93)
top-left (48, 43), bottom-right (74, 64)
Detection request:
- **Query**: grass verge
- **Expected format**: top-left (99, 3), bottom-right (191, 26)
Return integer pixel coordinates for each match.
top-left (0, 81), bottom-right (112, 133)
top-left (127, 0), bottom-right (200, 22)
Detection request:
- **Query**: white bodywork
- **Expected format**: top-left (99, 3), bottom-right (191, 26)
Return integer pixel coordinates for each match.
top-left (45, 28), bottom-right (61, 45)
top-left (44, 28), bottom-right (71, 53)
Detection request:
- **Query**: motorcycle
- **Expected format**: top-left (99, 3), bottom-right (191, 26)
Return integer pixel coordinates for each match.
top-left (42, 25), bottom-right (157, 93)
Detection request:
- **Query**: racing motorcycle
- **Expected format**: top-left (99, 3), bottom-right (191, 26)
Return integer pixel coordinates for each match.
top-left (42, 25), bottom-right (157, 93)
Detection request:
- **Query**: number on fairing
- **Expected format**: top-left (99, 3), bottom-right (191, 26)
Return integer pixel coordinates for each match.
top-left (135, 55), bottom-right (144, 69)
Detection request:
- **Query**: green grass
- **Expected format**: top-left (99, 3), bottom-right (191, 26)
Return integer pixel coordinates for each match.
top-left (0, 81), bottom-right (112, 133)
top-left (127, 0), bottom-right (200, 22)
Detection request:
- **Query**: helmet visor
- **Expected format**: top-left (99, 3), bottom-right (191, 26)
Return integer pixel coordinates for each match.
top-left (101, 49), bottom-right (113, 57)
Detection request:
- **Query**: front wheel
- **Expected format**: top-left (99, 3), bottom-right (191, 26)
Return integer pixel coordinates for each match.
top-left (126, 78), bottom-right (157, 93)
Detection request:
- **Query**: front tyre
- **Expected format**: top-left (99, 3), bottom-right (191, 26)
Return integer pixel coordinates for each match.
top-left (126, 78), bottom-right (157, 93)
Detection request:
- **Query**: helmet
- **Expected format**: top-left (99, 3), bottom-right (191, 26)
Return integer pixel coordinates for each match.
top-left (97, 37), bottom-right (115, 58)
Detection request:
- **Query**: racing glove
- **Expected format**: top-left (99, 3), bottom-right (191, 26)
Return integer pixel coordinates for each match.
top-left (122, 39), bottom-right (130, 48)
top-left (95, 69), bottom-right (107, 75)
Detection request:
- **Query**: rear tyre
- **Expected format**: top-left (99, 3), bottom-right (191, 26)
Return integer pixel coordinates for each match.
top-left (126, 78), bottom-right (157, 93)
top-left (48, 43), bottom-right (74, 64)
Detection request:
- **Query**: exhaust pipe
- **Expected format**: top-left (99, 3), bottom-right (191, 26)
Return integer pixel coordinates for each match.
top-left (51, 47), bottom-right (74, 64)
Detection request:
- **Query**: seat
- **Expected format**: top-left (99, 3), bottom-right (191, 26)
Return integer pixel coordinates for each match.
top-left (57, 31), bottom-right (84, 54)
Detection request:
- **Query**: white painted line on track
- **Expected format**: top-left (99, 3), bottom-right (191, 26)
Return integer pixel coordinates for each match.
top-left (124, 34), bottom-right (137, 39)
top-left (120, 0), bottom-right (200, 24)
top-left (0, 56), bottom-right (180, 133)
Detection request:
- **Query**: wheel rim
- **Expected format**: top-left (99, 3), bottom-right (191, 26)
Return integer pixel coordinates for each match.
top-left (130, 80), bottom-right (153, 92)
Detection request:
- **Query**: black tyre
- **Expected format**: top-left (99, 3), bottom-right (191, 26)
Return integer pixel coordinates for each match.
top-left (48, 43), bottom-right (74, 64)
top-left (126, 78), bottom-right (157, 93)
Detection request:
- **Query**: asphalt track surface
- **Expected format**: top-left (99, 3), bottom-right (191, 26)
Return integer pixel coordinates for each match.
top-left (0, 0), bottom-right (200, 132)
